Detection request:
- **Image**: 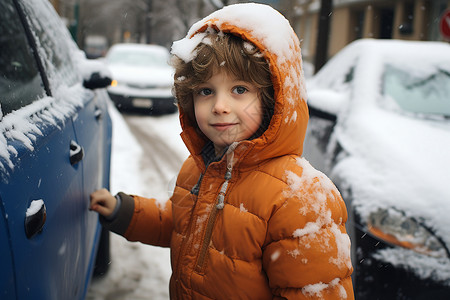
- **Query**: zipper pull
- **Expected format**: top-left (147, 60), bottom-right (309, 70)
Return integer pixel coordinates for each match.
top-left (216, 194), bottom-right (225, 210)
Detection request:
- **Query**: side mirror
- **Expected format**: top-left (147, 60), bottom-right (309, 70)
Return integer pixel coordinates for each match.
top-left (307, 89), bottom-right (346, 122)
top-left (83, 72), bottom-right (112, 90)
top-left (79, 58), bottom-right (112, 90)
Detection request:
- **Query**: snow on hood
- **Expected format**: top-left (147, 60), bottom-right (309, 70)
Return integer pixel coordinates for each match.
top-left (170, 3), bottom-right (309, 170)
top-left (108, 65), bottom-right (173, 87)
top-left (334, 108), bottom-right (450, 231)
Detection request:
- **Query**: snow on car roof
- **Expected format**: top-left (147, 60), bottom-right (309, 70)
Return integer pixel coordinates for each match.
top-left (310, 39), bottom-right (450, 90)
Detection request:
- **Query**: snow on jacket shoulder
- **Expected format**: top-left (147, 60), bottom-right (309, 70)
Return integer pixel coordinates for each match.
top-left (108, 3), bottom-right (354, 299)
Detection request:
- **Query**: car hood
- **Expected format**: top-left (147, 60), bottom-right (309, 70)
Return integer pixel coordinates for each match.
top-left (333, 107), bottom-right (450, 245)
top-left (107, 64), bottom-right (173, 87)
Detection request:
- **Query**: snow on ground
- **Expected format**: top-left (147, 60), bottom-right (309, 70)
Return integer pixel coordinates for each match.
top-left (87, 105), bottom-right (187, 299)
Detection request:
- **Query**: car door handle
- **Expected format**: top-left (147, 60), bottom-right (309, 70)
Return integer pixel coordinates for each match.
top-left (95, 107), bottom-right (103, 121)
top-left (25, 200), bottom-right (46, 239)
top-left (70, 140), bottom-right (84, 165)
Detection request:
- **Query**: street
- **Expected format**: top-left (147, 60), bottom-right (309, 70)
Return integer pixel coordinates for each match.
top-left (86, 110), bottom-right (188, 300)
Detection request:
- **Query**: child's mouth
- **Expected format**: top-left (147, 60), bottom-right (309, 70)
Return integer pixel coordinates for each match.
top-left (212, 123), bottom-right (237, 131)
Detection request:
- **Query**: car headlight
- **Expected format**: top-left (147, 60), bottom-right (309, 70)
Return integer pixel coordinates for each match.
top-left (111, 79), bottom-right (118, 87)
top-left (368, 208), bottom-right (447, 258)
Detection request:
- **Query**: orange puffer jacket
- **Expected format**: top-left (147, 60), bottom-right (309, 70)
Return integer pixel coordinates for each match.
top-left (108, 3), bottom-right (354, 299)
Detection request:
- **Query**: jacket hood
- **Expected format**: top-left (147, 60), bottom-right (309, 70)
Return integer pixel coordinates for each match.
top-left (171, 3), bottom-right (308, 171)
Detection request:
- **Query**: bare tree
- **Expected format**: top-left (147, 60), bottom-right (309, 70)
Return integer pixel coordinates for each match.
top-left (67, 0), bottom-right (241, 50)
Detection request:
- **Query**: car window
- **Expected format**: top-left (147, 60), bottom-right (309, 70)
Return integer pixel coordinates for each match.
top-left (19, 0), bottom-right (80, 87)
top-left (383, 65), bottom-right (450, 117)
top-left (0, 0), bottom-right (46, 116)
top-left (107, 48), bottom-right (169, 67)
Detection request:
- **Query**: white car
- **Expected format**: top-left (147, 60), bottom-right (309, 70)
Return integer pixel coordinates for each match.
top-left (303, 39), bottom-right (450, 299)
top-left (105, 43), bottom-right (176, 114)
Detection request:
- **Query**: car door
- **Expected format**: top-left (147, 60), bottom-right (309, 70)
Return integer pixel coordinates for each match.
top-left (21, 0), bottom-right (113, 284)
top-left (71, 87), bottom-right (112, 263)
top-left (0, 0), bottom-right (98, 298)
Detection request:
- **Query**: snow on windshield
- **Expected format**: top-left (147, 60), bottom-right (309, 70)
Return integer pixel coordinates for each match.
top-left (383, 65), bottom-right (450, 116)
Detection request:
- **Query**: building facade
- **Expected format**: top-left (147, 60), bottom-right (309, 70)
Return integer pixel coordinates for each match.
top-left (292, 0), bottom-right (450, 64)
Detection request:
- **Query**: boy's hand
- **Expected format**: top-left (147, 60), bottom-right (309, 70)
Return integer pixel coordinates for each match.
top-left (90, 188), bottom-right (117, 217)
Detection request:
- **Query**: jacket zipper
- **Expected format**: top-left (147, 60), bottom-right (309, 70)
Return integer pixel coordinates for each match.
top-left (173, 168), bottom-right (215, 297)
top-left (195, 169), bottom-right (231, 273)
top-left (195, 202), bottom-right (219, 272)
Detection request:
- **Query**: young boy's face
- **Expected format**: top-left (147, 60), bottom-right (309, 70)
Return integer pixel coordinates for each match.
top-left (193, 70), bottom-right (263, 155)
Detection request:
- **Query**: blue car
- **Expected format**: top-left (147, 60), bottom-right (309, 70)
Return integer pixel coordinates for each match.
top-left (0, 0), bottom-right (112, 298)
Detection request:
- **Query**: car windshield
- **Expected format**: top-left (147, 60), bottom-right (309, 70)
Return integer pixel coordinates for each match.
top-left (383, 65), bottom-right (450, 117)
top-left (107, 49), bottom-right (168, 67)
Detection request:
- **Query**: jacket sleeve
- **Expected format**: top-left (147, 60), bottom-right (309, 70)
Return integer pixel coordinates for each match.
top-left (262, 171), bottom-right (354, 299)
top-left (100, 192), bottom-right (173, 247)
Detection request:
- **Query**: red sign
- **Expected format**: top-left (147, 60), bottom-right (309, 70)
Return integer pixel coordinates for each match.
top-left (440, 9), bottom-right (450, 41)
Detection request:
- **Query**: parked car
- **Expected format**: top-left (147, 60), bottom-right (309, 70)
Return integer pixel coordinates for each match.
top-left (303, 39), bottom-right (450, 299)
top-left (105, 43), bottom-right (177, 114)
top-left (0, 0), bottom-right (113, 299)
top-left (84, 35), bottom-right (109, 59)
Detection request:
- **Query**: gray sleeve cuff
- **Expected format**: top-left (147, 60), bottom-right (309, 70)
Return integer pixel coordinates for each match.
top-left (99, 192), bottom-right (135, 236)
top-left (105, 194), bottom-right (122, 221)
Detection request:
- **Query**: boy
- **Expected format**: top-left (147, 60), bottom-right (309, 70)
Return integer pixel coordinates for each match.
top-left (91, 3), bottom-right (354, 299)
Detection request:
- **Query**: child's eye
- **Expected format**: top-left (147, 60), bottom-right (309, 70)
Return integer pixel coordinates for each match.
top-left (233, 86), bottom-right (248, 94)
top-left (198, 88), bottom-right (213, 96)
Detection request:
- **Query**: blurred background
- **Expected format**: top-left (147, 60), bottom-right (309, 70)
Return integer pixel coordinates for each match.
top-left (48, 0), bottom-right (450, 73)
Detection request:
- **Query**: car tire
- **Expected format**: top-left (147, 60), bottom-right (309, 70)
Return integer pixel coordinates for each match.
top-left (93, 226), bottom-right (111, 277)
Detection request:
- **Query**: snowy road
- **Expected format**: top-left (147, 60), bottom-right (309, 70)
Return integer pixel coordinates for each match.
top-left (124, 115), bottom-right (186, 198)
top-left (86, 107), bottom-right (188, 300)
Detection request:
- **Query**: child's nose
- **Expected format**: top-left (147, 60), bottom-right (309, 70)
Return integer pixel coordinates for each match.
top-left (212, 93), bottom-right (231, 114)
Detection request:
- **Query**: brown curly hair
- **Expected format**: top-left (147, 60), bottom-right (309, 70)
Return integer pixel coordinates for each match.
top-left (171, 32), bottom-right (274, 138)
